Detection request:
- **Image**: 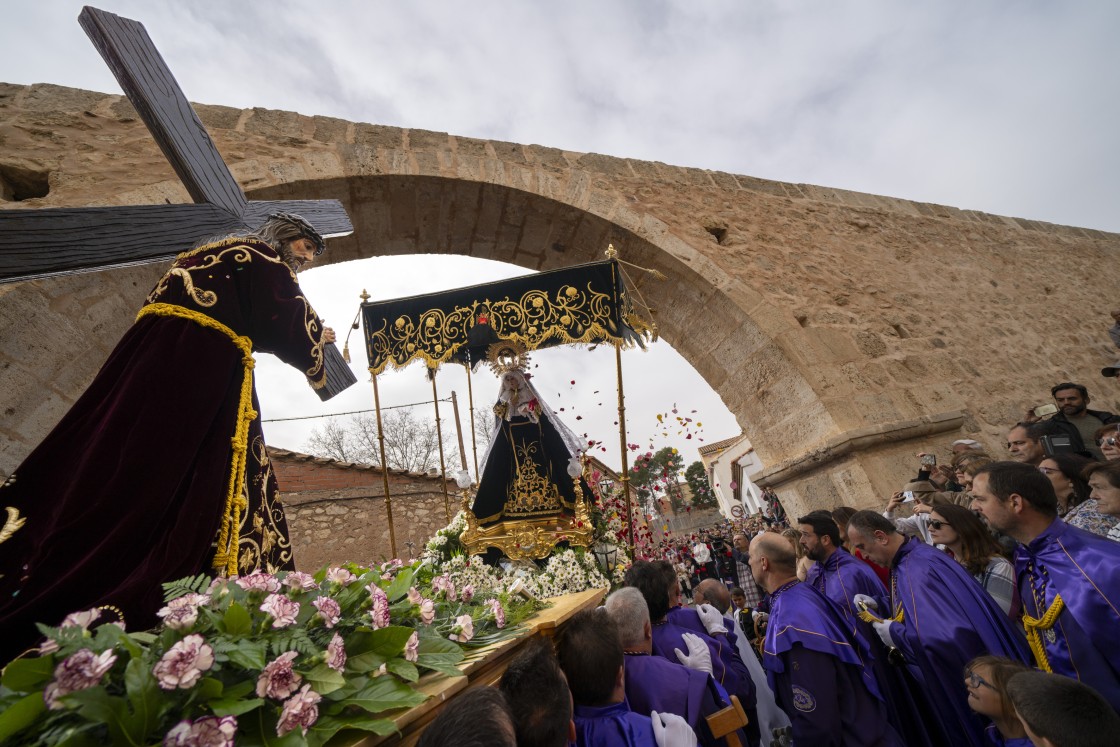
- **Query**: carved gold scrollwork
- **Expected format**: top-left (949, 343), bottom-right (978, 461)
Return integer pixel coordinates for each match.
top-left (367, 282), bottom-right (620, 375)
top-left (459, 472), bottom-right (595, 561)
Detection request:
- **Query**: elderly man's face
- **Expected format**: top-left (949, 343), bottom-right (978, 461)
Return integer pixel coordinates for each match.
top-left (732, 534), bottom-right (748, 552)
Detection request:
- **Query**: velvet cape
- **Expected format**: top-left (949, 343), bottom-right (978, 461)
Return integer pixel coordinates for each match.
top-left (886, 538), bottom-right (1031, 747)
top-left (623, 653), bottom-right (726, 747)
top-left (572, 701), bottom-right (657, 747)
top-left (0, 238), bottom-right (328, 664)
top-left (807, 548), bottom-right (937, 747)
top-left (1013, 518), bottom-right (1120, 712)
top-left (763, 581), bottom-right (902, 747)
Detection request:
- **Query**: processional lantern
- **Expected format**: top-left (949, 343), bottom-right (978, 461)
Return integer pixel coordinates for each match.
top-left (357, 252), bottom-right (657, 560)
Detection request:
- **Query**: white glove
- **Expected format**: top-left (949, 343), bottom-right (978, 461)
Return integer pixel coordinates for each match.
top-left (696, 603), bottom-right (729, 635)
top-left (651, 710), bottom-right (698, 747)
top-left (872, 619), bottom-right (896, 648)
top-left (674, 632), bottom-right (714, 675)
top-left (852, 594), bottom-right (879, 612)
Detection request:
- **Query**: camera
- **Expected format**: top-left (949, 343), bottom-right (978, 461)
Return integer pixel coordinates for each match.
top-left (1040, 434), bottom-right (1074, 457)
top-left (920, 454), bottom-right (936, 467)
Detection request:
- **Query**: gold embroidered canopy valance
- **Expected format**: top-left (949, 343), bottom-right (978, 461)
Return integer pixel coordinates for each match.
top-left (361, 260), bottom-right (654, 375)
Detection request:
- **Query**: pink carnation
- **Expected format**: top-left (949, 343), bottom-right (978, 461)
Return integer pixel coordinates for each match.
top-left (260, 593), bottom-right (300, 629)
top-left (44, 648), bottom-right (117, 709)
top-left (326, 632), bottom-right (346, 672)
top-left (153, 634), bottom-right (214, 691)
top-left (236, 572), bottom-right (280, 593)
top-left (460, 584), bottom-right (475, 603)
top-left (449, 614), bottom-right (474, 643)
top-left (157, 594), bottom-right (209, 632)
top-left (311, 596), bottom-right (341, 628)
top-left (368, 584), bottom-right (390, 629)
top-left (325, 566), bottom-right (356, 586)
top-left (163, 715), bottom-right (237, 746)
top-left (282, 571), bottom-right (320, 592)
top-left (404, 631), bottom-right (419, 663)
top-left (419, 598), bottom-right (436, 625)
top-left (407, 587), bottom-right (423, 605)
top-left (277, 684), bottom-right (322, 737)
top-left (256, 651), bottom-right (302, 700)
top-left (486, 598), bottom-right (506, 629)
top-left (60, 608), bottom-right (101, 631)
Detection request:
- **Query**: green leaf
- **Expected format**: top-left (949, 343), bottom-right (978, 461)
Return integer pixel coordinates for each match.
top-left (384, 659), bottom-right (419, 683)
top-left (385, 567), bottom-right (415, 602)
top-left (0, 690), bottom-right (46, 742)
top-left (345, 651), bottom-right (385, 673)
top-left (1, 655), bottom-right (54, 691)
top-left (124, 656), bottom-right (162, 739)
top-left (346, 676), bottom-right (427, 715)
top-left (414, 652), bottom-right (465, 677)
top-left (227, 640), bottom-right (268, 671)
top-left (209, 696), bottom-right (265, 717)
top-left (306, 714), bottom-right (397, 747)
top-left (223, 679), bottom-right (257, 700)
top-left (63, 687), bottom-right (129, 745)
top-left (223, 602), bottom-right (253, 636)
top-left (195, 676), bottom-right (224, 701)
top-left (304, 663), bottom-right (346, 696)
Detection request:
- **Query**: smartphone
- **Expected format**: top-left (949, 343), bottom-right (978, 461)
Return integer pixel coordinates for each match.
top-left (920, 454), bottom-right (937, 468)
top-left (1033, 404), bottom-right (1058, 418)
top-left (901, 491), bottom-right (915, 502)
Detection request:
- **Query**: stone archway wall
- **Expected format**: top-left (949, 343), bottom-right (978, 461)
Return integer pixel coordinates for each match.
top-left (2, 82), bottom-right (1118, 518)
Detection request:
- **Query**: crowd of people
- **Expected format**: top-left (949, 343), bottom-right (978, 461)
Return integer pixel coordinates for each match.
top-left (416, 381), bottom-right (1120, 747)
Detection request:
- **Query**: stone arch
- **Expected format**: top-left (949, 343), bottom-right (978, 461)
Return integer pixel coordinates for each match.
top-left (3, 83), bottom-right (1119, 517)
top-left (251, 172), bottom-right (838, 462)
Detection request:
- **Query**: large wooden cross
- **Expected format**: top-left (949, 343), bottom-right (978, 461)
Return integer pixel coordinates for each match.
top-left (0, 6), bottom-right (354, 285)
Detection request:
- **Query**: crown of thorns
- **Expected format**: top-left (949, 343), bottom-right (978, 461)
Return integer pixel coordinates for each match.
top-left (269, 212), bottom-right (326, 256)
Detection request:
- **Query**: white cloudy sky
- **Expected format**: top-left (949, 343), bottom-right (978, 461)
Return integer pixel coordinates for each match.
top-left (5, 1), bottom-right (1118, 472)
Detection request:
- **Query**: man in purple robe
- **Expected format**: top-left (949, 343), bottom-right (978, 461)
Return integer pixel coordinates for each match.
top-left (971, 461), bottom-right (1120, 712)
top-left (605, 587), bottom-right (732, 747)
top-left (799, 511), bottom-right (936, 747)
top-left (556, 607), bottom-right (696, 747)
top-left (0, 214), bottom-right (335, 663)
top-left (846, 510), bottom-right (1031, 747)
top-left (749, 532), bottom-right (903, 746)
top-left (625, 560), bottom-right (759, 745)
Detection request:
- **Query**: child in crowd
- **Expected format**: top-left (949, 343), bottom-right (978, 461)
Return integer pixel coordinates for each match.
top-left (963, 655), bottom-right (1032, 747)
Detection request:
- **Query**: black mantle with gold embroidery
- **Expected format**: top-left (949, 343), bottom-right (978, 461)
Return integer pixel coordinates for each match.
top-left (361, 260), bottom-right (653, 373)
top-left (0, 237), bottom-right (330, 664)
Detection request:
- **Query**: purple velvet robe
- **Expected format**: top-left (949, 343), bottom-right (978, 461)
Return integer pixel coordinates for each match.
top-left (623, 652), bottom-right (727, 747)
top-left (664, 606), bottom-right (755, 706)
top-left (573, 701), bottom-right (657, 747)
top-left (764, 581), bottom-right (903, 746)
top-left (807, 549), bottom-right (937, 747)
top-left (1013, 519), bottom-right (1120, 712)
top-left (0, 238), bottom-right (327, 663)
top-left (886, 538), bottom-right (1030, 747)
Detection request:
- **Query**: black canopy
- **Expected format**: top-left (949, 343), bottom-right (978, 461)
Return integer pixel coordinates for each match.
top-left (361, 260), bottom-right (654, 374)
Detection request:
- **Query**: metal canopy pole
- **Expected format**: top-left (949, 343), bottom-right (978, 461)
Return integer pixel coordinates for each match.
top-left (431, 372), bottom-right (452, 522)
top-left (363, 290), bottom-right (397, 559)
top-left (371, 375), bottom-right (398, 559)
top-left (615, 341), bottom-right (635, 556)
top-left (464, 362), bottom-right (480, 481)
